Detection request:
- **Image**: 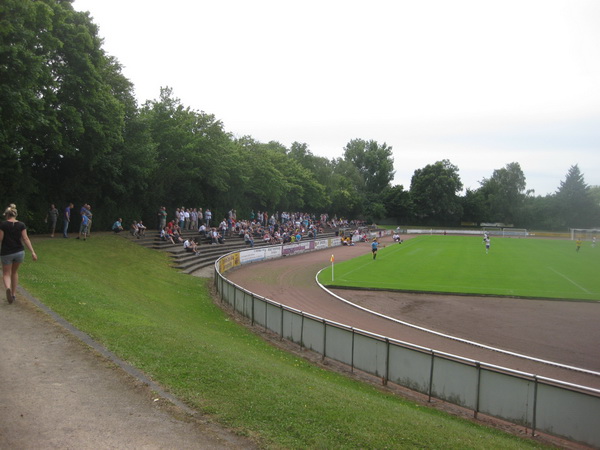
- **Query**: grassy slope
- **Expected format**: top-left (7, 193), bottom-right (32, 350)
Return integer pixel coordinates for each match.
top-left (20, 234), bottom-right (548, 448)
top-left (320, 235), bottom-right (599, 300)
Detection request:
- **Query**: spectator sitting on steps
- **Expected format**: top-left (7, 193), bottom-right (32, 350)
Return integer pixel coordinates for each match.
top-left (183, 237), bottom-right (199, 255)
top-left (160, 227), bottom-right (169, 242)
top-left (137, 220), bottom-right (146, 237)
top-left (130, 221), bottom-right (140, 238)
top-left (198, 223), bottom-right (207, 237)
top-left (244, 230), bottom-right (254, 247)
top-left (166, 224), bottom-right (183, 244)
top-left (112, 218), bottom-right (124, 233)
top-left (211, 228), bottom-right (224, 245)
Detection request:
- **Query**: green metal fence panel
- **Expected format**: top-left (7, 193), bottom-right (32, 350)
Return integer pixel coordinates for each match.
top-left (479, 369), bottom-right (535, 426)
top-left (352, 333), bottom-right (388, 379)
top-left (431, 357), bottom-right (479, 409)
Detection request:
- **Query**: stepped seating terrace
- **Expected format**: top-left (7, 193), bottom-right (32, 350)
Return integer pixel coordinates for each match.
top-left (123, 227), bottom-right (340, 276)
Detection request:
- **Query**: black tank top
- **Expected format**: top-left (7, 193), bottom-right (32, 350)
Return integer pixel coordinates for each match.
top-left (0, 220), bottom-right (26, 256)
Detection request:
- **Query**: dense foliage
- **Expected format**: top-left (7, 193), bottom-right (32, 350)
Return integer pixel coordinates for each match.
top-left (2, 0), bottom-right (599, 231)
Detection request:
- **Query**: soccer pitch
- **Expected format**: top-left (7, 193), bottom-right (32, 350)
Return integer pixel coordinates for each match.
top-left (319, 235), bottom-right (600, 301)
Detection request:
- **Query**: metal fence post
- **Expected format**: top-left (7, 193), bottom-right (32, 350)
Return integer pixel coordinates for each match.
top-left (428, 351), bottom-right (435, 403)
top-left (351, 328), bottom-right (355, 373)
top-left (532, 376), bottom-right (538, 437)
top-left (384, 338), bottom-right (390, 386)
top-left (233, 285), bottom-right (237, 312)
top-left (280, 304), bottom-right (284, 339)
top-left (322, 319), bottom-right (327, 361)
top-left (300, 314), bottom-right (305, 350)
top-left (475, 362), bottom-right (481, 419)
top-left (264, 298), bottom-right (268, 331)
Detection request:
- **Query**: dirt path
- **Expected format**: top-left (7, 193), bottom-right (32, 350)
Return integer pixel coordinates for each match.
top-left (227, 236), bottom-right (600, 390)
top-left (0, 289), bottom-right (255, 449)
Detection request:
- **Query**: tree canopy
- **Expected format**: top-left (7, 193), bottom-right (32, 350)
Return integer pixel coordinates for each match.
top-left (410, 160), bottom-right (463, 225)
top-left (2, 0), bottom-right (599, 232)
top-left (479, 162), bottom-right (527, 225)
top-left (554, 165), bottom-right (598, 228)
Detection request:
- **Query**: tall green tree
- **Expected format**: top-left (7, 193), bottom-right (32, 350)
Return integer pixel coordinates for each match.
top-left (589, 186), bottom-right (600, 209)
top-left (231, 139), bottom-right (329, 215)
top-left (328, 158), bottom-right (364, 218)
top-left (381, 185), bottom-right (412, 223)
top-left (410, 160), bottom-right (463, 225)
top-left (0, 0), bottom-right (137, 228)
top-left (519, 194), bottom-right (557, 230)
top-left (343, 139), bottom-right (395, 194)
top-left (141, 87), bottom-right (236, 211)
top-left (554, 165), bottom-right (599, 228)
top-left (478, 162), bottom-right (527, 225)
top-left (288, 142), bottom-right (333, 191)
top-left (0, 0), bottom-right (55, 205)
top-left (460, 188), bottom-right (486, 225)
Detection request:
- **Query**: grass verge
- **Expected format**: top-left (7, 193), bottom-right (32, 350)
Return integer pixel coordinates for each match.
top-left (21, 234), bottom-right (550, 448)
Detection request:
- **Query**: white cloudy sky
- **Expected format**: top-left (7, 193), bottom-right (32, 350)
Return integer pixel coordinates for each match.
top-left (73, 0), bottom-right (600, 196)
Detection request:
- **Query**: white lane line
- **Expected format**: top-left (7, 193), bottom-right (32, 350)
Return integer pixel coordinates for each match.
top-left (316, 269), bottom-right (600, 378)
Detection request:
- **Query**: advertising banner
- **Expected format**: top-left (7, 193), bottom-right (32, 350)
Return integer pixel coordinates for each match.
top-left (219, 252), bottom-right (240, 273)
top-left (330, 237), bottom-right (342, 247)
top-left (281, 241), bottom-right (315, 256)
top-left (265, 246), bottom-right (283, 260)
top-left (240, 248), bottom-right (266, 264)
top-left (314, 238), bottom-right (329, 250)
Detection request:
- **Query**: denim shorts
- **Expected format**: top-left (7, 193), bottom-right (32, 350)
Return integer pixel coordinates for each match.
top-left (1, 251), bottom-right (25, 265)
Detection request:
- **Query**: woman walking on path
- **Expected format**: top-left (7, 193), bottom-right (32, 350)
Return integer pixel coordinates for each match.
top-left (0, 204), bottom-right (37, 304)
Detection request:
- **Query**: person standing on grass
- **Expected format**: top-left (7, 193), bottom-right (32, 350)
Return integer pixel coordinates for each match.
top-left (0, 204), bottom-right (37, 304)
top-left (63, 202), bottom-right (73, 238)
top-left (45, 204), bottom-right (59, 237)
top-left (77, 204), bottom-right (92, 240)
top-left (485, 237), bottom-right (491, 254)
top-left (371, 238), bottom-right (379, 260)
top-left (79, 213), bottom-right (89, 240)
top-left (576, 239), bottom-right (583, 252)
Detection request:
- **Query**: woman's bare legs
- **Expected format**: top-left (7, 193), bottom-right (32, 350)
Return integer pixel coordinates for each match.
top-left (3, 262), bottom-right (20, 303)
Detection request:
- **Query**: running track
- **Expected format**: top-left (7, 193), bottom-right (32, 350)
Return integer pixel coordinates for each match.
top-left (226, 236), bottom-right (600, 390)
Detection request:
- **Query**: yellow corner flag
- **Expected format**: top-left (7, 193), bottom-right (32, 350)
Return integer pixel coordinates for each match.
top-left (330, 254), bottom-right (335, 281)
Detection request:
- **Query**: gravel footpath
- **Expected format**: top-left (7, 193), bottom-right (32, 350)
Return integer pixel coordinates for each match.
top-left (0, 288), bottom-right (255, 449)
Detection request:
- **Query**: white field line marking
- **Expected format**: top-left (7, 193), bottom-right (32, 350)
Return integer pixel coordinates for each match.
top-left (548, 267), bottom-right (592, 294)
top-left (316, 269), bottom-right (600, 378)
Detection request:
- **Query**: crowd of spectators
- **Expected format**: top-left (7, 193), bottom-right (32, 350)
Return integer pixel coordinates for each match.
top-left (155, 207), bottom-right (365, 249)
top-left (55, 202), bottom-right (367, 246)
top-left (50, 203), bottom-right (370, 254)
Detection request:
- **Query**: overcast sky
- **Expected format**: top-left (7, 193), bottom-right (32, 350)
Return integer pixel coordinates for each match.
top-left (73, 0), bottom-right (600, 196)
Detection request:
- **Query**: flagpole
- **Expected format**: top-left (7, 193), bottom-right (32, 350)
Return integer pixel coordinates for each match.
top-left (331, 254), bottom-right (334, 281)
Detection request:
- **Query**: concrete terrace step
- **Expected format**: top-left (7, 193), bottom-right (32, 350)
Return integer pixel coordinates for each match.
top-left (122, 229), bottom-right (340, 276)
top-left (174, 240), bottom-right (280, 274)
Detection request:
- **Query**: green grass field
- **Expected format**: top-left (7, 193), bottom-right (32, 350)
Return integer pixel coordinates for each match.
top-left (319, 235), bottom-right (600, 301)
top-left (18, 234), bottom-right (548, 448)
